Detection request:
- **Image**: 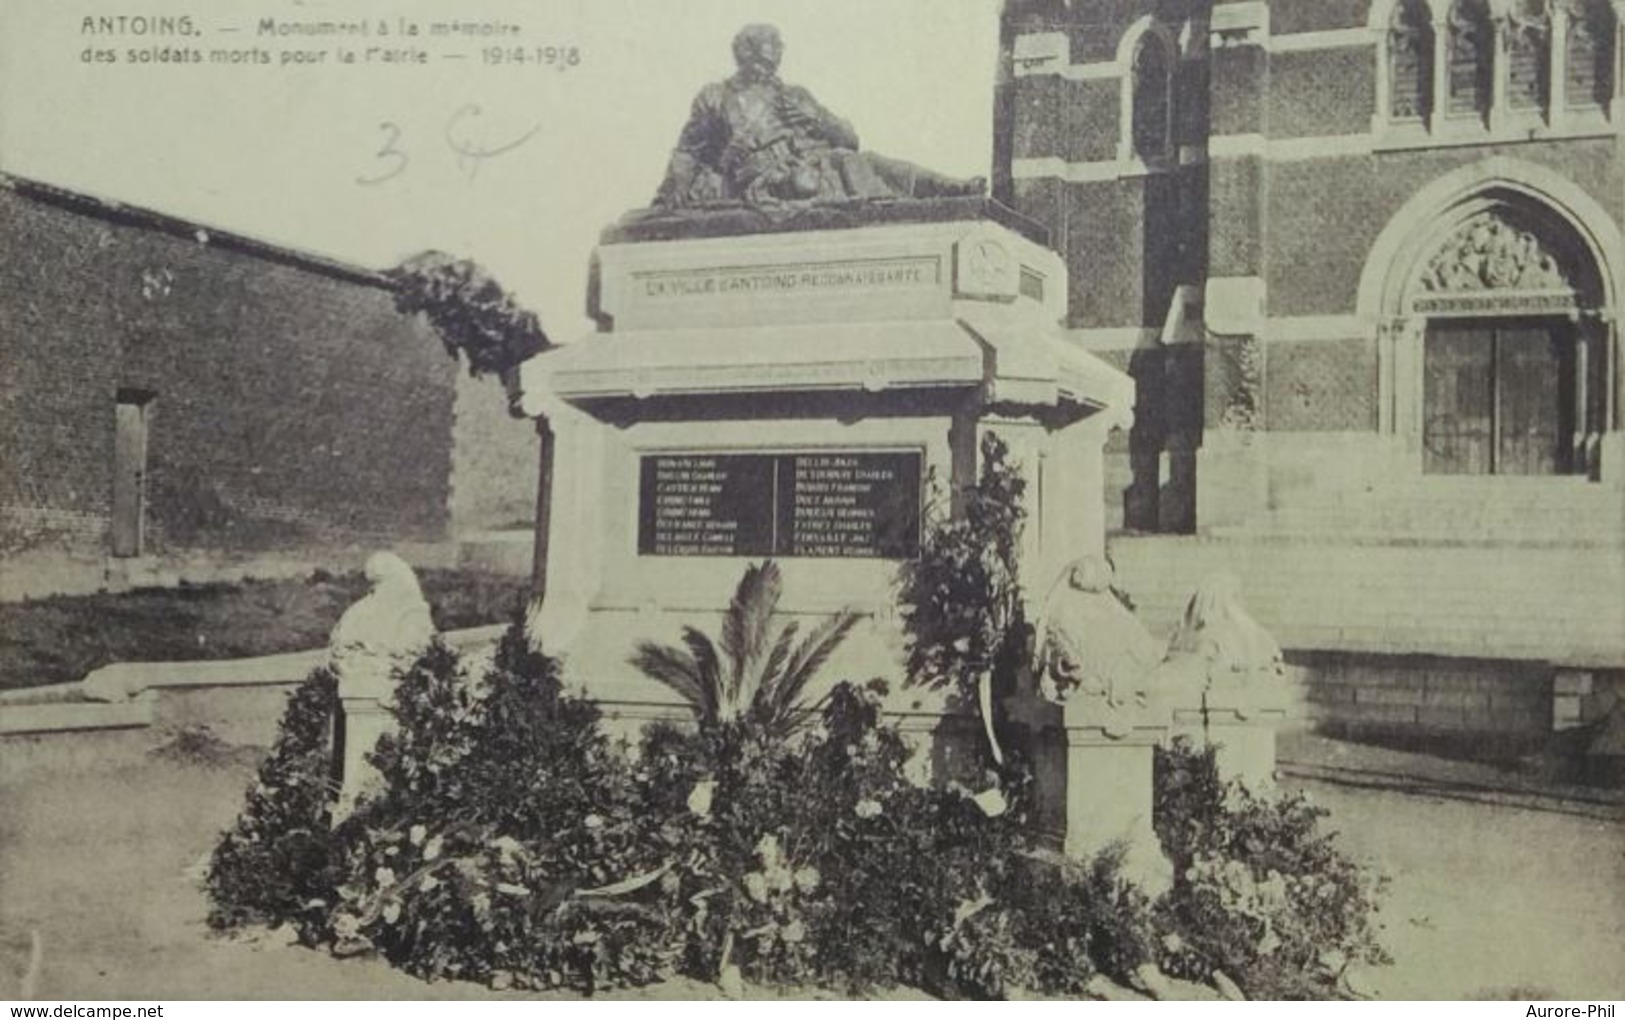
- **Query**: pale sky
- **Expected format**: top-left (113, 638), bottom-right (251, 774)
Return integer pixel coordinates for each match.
top-left (0, 0), bottom-right (1003, 338)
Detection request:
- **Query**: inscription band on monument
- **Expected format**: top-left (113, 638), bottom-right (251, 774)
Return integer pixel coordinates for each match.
top-left (638, 451), bottom-right (922, 559)
top-left (634, 255), bottom-right (941, 300)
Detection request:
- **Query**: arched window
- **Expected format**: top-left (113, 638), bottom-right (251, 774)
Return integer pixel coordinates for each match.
top-left (1130, 31), bottom-right (1175, 161)
top-left (1507, 0), bottom-right (1552, 113)
top-left (1446, 0), bottom-right (1494, 117)
top-left (1565, 0), bottom-right (1617, 108)
top-left (1389, 0), bottom-right (1437, 120)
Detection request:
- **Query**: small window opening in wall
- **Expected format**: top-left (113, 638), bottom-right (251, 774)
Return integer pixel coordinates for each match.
top-left (1565, 0), bottom-right (1617, 108)
top-left (1130, 31), bottom-right (1175, 163)
top-left (1389, 0), bottom-right (1436, 121)
top-left (113, 389), bottom-right (156, 558)
top-left (1446, 0), bottom-right (1495, 120)
top-left (1506, 1), bottom-right (1553, 114)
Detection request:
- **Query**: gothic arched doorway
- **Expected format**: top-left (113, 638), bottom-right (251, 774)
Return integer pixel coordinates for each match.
top-left (1376, 187), bottom-right (1615, 478)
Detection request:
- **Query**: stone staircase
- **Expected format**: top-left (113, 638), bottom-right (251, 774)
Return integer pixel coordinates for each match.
top-left (1108, 478), bottom-right (1625, 668)
top-left (1211, 477), bottom-right (1624, 547)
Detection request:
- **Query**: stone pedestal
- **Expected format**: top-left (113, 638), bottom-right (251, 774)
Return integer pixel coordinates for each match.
top-left (325, 552), bottom-right (433, 821)
top-left (1163, 653), bottom-right (1213, 746)
top-left (334, 696), bottom-right (393, 819)
top-left (510, 200), bottom-right (1135, 736)
top-left (1008, 659), bottom-right (1173, 895)
top-left (1202, 681), bottom-right (1288, 791)
top-left (1056, 700), bottom-right (1173, 897)
top-left (1165, 662), bottom-right (1290, 793)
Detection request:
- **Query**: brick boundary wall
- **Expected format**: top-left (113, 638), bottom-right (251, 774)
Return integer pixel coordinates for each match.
top-left (0, 178), bottom-right (460, 563)
top-left (1294, 650), bottom-right (1559, 757)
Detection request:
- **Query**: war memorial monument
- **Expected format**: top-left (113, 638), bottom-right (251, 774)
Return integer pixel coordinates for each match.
top-left (490, 24), bottom-right (1286, 875)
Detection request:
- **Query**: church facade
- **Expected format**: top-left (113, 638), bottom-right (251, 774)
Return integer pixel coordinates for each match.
top-left (995, 0), bottom-right (1625, 754)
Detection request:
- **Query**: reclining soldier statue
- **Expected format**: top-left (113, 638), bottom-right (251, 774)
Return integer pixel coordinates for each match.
top-left (653, 24), bottom-right (986, 210)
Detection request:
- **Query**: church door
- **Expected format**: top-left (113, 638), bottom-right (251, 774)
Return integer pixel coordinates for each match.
top-left (1422, 319), bottom-right (1573, 475)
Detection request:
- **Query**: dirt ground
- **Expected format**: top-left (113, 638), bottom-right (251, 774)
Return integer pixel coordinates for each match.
top-left (1277, 734), bottom-right (1625, 999)
top-left (1, 726), bottom-right (1620, 1001)
top-left (0, 570), bottom-right (528, 692)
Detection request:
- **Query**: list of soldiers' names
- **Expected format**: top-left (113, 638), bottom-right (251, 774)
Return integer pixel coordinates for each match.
top-left (76, 13), bottom-right (580, 69)
top-left (638, 452), bottom-right (922, 560)
top-left (639, 455), bottom-right (775, 558)
top-left (783, 454), bottom-right (917, 558)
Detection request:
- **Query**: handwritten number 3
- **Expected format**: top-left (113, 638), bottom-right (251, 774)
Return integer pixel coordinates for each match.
top-left (356, 112), bottom-right (541, 185)
top-left (357, 122), bottom-right (408, 186)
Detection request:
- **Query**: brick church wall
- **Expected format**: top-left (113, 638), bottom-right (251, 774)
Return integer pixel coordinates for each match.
top-left (1268, 0), bottom-right (1369, 34)
top-left (1264, 139), bottom-right (1622, 318)
top-left (1265, 49), bottom-right (1374, 138)
top-left (1262, 338), bottom-right (1377, 432)
top-left (998, 0), bottom-right (1625, 752)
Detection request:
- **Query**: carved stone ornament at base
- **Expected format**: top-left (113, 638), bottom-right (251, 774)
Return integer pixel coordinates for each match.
top-left (1166, 573), bottom-right (1286, 684)
top-left (328, 551), bottom-right (436, 817)
top-left (1164, 573), bottom-right (1290, 790)
top-left (1033, 555), bottom-right (1164, 714)
top-left (1019, 556), bottom-right (1177, 892)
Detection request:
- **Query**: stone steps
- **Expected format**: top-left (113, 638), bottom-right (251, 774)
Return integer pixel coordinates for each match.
top-left (1107, 533), bottom-right (1625, 667)
top-left (1222, 483), bottom-right (1625, 546)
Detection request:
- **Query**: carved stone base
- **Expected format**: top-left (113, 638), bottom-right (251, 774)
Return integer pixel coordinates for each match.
top-left (333, 696), bottom-right (393, 821)
top-left (1206, 710), bottom-right (1285, 792)
top-left (1170, 704), bottom-right (1286, 793)
top-left (515, 214), bottom-right (1132, 718)
top-left (1055, 720), bottom-right (1173, 898)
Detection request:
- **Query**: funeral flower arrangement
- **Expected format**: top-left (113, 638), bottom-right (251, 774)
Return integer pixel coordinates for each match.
top-left (209, 620), bottom-right (1387, 999)
top-left (208, 444), bottom-right (1388, 998)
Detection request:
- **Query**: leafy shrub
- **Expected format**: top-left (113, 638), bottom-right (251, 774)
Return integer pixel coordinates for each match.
top-left (1004, 847), bottom-right (1158, 996)
top-left (206, 667), bottom-right (340, 931)
top-left (782, 682), bottom-right (1003, 991)
top-left (498, 673), bottom-right (1044, 997)
top-left (932, 899), bottom-right (1036, 1000)
top-left (1152, 740), bottom-right (1391, 999)
top-left (208, 598), bottom-right (1389, 1000)
top-left (389, 252), bottom-right (551, 379)
top-left (325, 627), bottom-right (682, 993)
top-left (896, 433), bottom-right (1030, 772)
top-left (897, 432), bottom-right (1027, 710)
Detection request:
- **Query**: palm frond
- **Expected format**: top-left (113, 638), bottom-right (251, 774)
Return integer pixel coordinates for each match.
top-left (718, 560), bottom-right (782, 713)
top-left (774, 609), bottom-right (862, 720)
top-left (750, 620), bottom-right (801, 723)
top-left (576, 862), bottom-right (673, 898)
top-left (628, 642), bottom-right (709, 719)
top-left (679, 626), bottom-right (723, 721)
top-left (635, 563), bottom-right (856, 741)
